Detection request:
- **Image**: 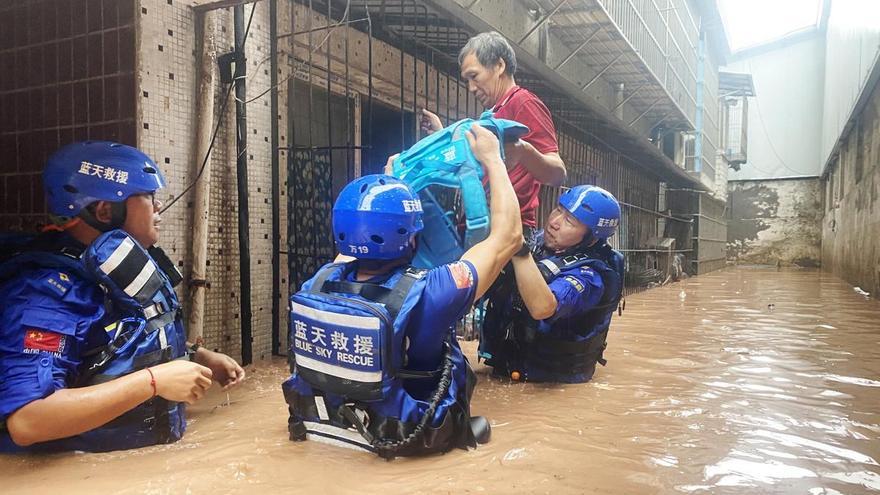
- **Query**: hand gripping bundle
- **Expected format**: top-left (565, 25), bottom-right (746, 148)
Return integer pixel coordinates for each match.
top-left (391, 111), bottom-right (528, 268)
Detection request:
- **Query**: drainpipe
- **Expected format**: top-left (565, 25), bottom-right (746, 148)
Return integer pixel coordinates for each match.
top-left (269, 0), bottom-right (280, 356)
top-left (234, 5), bottom-right (253, 365)
top-left (694, 28), bottom-right (705, 175)
top-left (187, 10), bottom-right (217, 345)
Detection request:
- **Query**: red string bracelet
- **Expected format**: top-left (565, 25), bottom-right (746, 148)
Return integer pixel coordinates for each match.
top-left (146, 367), bottom-right (157, 398)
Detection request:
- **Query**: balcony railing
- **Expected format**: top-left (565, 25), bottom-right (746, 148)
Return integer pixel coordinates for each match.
top-left (596, 0), bottom-right (699, 126)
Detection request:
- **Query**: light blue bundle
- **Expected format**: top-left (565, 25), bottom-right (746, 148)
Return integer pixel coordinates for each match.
top-left (392, 111), bottom-right (528, 268)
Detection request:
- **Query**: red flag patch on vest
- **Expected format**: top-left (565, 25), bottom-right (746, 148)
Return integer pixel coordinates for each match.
top-left (447, 261), bottom-right (474, 289)
top-left (23, 329), bottom-right (66, 353)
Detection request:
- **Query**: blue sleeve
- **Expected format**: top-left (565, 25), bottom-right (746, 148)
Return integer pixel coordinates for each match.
top-left (545, 265), bottom-right (604, 323)
top-left (403, 261), bottom-right (479, 371)
top-left (0, 268), bottom-right (105, 420)
top-left (411, 260), bottom-right (479, 328)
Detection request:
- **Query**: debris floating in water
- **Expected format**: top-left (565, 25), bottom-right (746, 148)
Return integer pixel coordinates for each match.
top-left (853, 287), bottom-right (870, 297)
top-left (502, 447), bottom-right (528, 462)
top-left (210, 393), bottom-right (234, 414)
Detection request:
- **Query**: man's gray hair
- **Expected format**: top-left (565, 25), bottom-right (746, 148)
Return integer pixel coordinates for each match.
top-left (458, 31), bottom-right (517, 76)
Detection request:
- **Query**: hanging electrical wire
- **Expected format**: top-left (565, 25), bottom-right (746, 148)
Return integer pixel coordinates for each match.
top-left (242, 1), bottom-right (361, 105)
top-left (745, 60), bottom-right (811, 177)
top-left (160, 4), bottom-right (257, 215)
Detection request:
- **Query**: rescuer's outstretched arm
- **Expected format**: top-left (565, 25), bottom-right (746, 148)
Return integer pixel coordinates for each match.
top-left (460, 124), bottom-right (523, 300)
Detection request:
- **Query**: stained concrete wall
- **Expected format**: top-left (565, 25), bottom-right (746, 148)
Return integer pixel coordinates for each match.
top-left (727, 177), bottom-right (823, 266)
top-left (722, 2), bottom-right (879, 288)
top-left (821, 78), bottom-right (880, 296)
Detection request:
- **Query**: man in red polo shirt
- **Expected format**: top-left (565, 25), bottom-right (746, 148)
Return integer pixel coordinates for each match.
top-left (421, 31), bottom-right (567, 230)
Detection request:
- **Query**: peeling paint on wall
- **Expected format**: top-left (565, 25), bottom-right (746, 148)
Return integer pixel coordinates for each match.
top-left (727, 178), bottom-right (823, 266)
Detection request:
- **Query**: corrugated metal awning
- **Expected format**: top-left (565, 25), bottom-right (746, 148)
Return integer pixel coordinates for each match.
top-left (719, 71), bottom-right (755, 97)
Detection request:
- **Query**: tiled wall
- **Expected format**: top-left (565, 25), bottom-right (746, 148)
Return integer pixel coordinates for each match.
top-left (137, 0), bottom-right (281, 361)
top-left (0, 0), bottom-right (138, 231)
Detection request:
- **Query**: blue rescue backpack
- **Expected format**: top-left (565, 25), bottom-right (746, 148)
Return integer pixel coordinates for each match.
top-left (391, 111), bottom-right (528, 268)
top-left (285, 262), bottom-right (486, 459)
top-left (288, 265), bottom-right (427, 401)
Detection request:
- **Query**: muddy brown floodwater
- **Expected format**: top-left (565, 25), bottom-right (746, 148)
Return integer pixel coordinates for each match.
top-left (3, 267), bottom-right (880, 494)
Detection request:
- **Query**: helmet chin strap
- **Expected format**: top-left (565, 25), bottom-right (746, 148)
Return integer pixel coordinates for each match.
top-left (79, 202), bottom-right (128, 233)
top-left (583, 230), bottom-right (598, 248)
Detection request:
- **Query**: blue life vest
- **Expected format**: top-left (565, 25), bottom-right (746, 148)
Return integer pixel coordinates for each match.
top-left (0, 230), bottom-right (187, 452)
top-left (480, 242), bottom-right (625, 383)
top-left (282, 262), bottom-right (481, 459)
top-left (392, 111), bottom-right (529, 269)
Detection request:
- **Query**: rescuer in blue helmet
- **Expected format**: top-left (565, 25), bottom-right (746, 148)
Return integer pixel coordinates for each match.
top-left (480, 184), bottom-right (626, 383)
top-left (0, 141), bottom-right (244, 453)
top-left (283, 124), bottom-right (523, 458)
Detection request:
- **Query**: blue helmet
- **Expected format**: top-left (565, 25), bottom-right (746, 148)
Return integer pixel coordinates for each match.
top-left (333, 174), bottom-right (424, 260)
top-left (44, 141), bottom-right (166, 217)
top-left (558, 185), bottom-right (621, 240)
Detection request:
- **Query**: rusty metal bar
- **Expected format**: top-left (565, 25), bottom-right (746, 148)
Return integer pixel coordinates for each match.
top-left (326, 0), bottom-right (333, 183)
top-left (620, 199), bottom-right (690, 221)
top-left (193, 0), bottom-right (259, 13)
top-left (398, 2), bottom-right (405, 147)
top-left (345, 0), bottom-right (352, 180)
top-left (411, 0), bottom-right (418, 145)
top-left (366, 3), bottom-right (373, 166)
top-left (277, 17), bottom-right (369, 39)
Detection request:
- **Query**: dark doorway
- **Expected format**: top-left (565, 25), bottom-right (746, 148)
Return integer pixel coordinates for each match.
top-left (362, 100), bottom-right (416, 176)
top-left (286, 83), bottom-right (357, 291)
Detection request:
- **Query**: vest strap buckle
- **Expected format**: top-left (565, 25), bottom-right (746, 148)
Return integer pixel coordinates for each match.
top-left (143, 300), bottom-right (169, 320)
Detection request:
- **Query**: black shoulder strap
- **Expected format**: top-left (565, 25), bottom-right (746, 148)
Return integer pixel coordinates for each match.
top-left (308, 263), bottom-right (345, 295)
top-left (383, 266), bottom-right (428, 317)
top-left (536, 252), bottom-right (591, 282)
top-left (0, 233), bottom-right (89, 285)
top-left (317, 265), bottom-right (428, 321)
top-left (148, 246), bottom-right (183, 288)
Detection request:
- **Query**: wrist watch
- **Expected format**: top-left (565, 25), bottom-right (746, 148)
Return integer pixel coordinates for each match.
top-left (514, 240), bottom-right (531, 258)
